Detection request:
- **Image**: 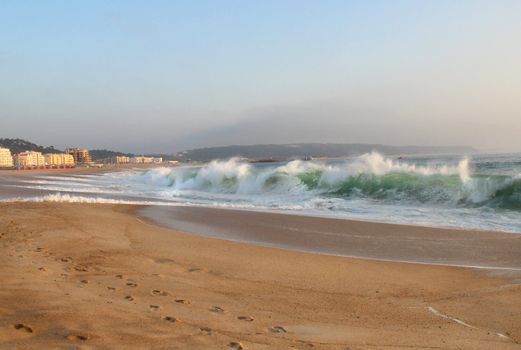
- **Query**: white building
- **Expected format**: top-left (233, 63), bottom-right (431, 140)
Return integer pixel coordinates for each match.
top-left (130, 156), bottom-right (154, 164)
top-left (15, 151), bottom-right (45, 167)
top-left (0, 147), bottom-right (14, 168)
top-left (153, 157), bottom-right (163, 164)
top-left (112, 156), bottom-right (130, 164)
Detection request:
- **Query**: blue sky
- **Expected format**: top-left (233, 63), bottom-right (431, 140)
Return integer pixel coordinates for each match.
top-left (1, 0), bottom-right (520, 152)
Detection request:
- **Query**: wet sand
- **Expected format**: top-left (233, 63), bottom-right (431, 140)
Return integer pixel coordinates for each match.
top-left (4, 169), bottom-right (521, 271)
top-left (139, 206), bottom-right (521, 271)
top-left (0, 201), bottom-right (520, 349)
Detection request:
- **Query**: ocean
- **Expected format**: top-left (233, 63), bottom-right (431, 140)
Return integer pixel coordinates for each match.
top-left (11, 152), bottom-right (521, 233)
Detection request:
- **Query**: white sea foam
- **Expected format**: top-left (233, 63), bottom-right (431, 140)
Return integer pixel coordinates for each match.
top-left (136, 153), bottom-right (472, 193)
top-left (1, 193), bottom-right (264, 211)
top-left (5, 152), bottom-right (521, 233)
top-left (2, 193), bottom-right (158, 205)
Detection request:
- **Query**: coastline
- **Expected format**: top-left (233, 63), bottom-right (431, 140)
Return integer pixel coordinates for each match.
top-left (0, 201), bottom-right (520, 349)
top-left (137, 205), bottom-right (521, 272)
top-left (2, 168), bottom-right (521, 270)
top-left (0, 162), bottom-right (175, 176)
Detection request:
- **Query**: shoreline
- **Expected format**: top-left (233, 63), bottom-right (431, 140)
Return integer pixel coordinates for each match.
top-left (0, 201), bottom-right (519, 349)
top-left (137, 205), bottom-right (521, 272)
top-left (2, 162), bottom-right (520, 235)
top-left (0, 162), bottom-right (174, 176)
top-left (2, 170), bottom-right (521, 272)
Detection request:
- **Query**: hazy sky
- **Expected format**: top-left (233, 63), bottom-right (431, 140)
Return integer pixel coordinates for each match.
top-left (1, 0), bottom-right (520, 153)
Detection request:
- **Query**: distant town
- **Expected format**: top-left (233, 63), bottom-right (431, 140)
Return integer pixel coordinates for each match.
top-left (0, 146), bottom-right (178, 170)
top-left (0, 138), bottom-right (479, 170)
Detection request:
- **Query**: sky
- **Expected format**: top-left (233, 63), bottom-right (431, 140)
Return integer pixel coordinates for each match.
top-left (1, 0), bottom-right (520, 153)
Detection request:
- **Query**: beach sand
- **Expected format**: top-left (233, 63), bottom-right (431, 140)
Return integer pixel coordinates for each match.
top-left (1, 202), bottom-right (520, 349)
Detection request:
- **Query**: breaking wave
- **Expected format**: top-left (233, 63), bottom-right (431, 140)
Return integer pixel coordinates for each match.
top-left (5, 152), bottom-right (521, 232)
top-left (135, 153), bottom-right (521, 210)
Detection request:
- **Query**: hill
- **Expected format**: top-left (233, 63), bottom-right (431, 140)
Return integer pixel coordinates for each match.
top-left (89, 149), bottom-right (135, 161)
top-left (0, 138), bottom-right (174, 161)
top-left (175, 143), bottom-right (477, 162)
top-left (89, 150), bottom-right (178, 162)
top-left (0, 138), bottom-right (62, 154)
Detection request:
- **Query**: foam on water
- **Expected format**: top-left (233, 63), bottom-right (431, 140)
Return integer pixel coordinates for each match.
top-left (8, 152), bottom-right (521, 233)
top-left (6, 193), bottom-right (150, 205)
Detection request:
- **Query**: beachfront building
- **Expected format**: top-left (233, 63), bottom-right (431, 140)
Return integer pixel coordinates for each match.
top-left (45, 153), bottom-right (75, 166)
top-left (130, 156), bottom-right (141, 164)
top-left (112, 156), bottom-right (130, 164)
top-left (130, 156), bottom-right (154, 164)
top-left (14, 151), bottom-right (45, 168)
top-left (153, 157), bottom-right (163, 164)
top-left (66, 148), bottom-right (92, 164)
top-left (0, 147), bottom-right (14, 167)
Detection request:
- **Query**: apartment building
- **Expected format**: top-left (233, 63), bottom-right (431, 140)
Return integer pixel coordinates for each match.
top-left (130, 156), bottom-right (154, 164)
top-left (0, 147), bottom-right (14, 167)
top-left (45, 153), bottom-right (75, 166)
top-left (112, 156), bottom-right (130, 164)
top-left (14, 151), bottom-right (45, 167)
top-left (66, 148), bottom-right (92, 164)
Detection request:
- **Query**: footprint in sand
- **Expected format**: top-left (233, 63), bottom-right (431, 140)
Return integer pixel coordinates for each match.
top-left (151, 289), bottom-right (169, 296)
top-left (74, 266), bottom-right (88, 272)
top-left (187, 267), bottom-right (202, 272)
top-left (200, 327), bottom-right (212, 335)
top-left (299, 342), bottom-right (314, 348)
top-left (124, 295), bottom-right (135, 301)
top-left (162, 316), bottom-right (180, 323)
top-left (269, 326), bottom-right (287, 333)
top-left (126, 282), bottom-right (138, 288)
top-left (238, 316), bottom-right (255, 322)
top-left (66, 334), bottom-right (89, 341)
top-left (13, 324), bottom-right (33, 333)
top-left (210, 306), bottom-right (225, 313)
top-left (38, 267), bottom-right (47, 272)
top-left (228, 341), bottom-right (246, 349)
top-left (80, 279), bottom-right (89, 284)
top-left (107, 286), bottom-right (116, 291)
top-left (175, 299), bottom-right (191, 305)
top-left (115, 274), bottom-right (124, 279)
top-left (149, 305), bottom-right (160, 311)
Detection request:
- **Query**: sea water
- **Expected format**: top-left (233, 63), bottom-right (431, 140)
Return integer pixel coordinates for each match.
top-left (14, 152), bottom-right (521, 233)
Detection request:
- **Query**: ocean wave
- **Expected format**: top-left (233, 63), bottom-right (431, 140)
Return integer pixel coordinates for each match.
top-left (134, 153), bottom-right (521, 209)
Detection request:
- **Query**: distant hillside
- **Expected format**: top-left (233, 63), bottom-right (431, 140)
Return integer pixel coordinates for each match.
top-left (89, 149), bottom-right (135, 161)
top-left (0, 138), bottom-right (174, 161)
top-left (0, 138), bottom-right (62, 154)
top-left (89, 150), bottom-right (177, 161)
top-left (175, 143), bottom-right (477, 162)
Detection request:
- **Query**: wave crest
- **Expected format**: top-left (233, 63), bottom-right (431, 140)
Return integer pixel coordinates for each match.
top-left (135, 153), bottom-right (521, 209)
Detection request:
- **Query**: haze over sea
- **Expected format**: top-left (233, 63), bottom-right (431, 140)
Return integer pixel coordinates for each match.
top-left (13, 152), bottom-right (521, 233)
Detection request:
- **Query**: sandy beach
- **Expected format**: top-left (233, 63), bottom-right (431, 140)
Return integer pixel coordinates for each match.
top-left (1, 201), bottom-right (520, 349)
top-left (4, 1), bottom-right (521, 348)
